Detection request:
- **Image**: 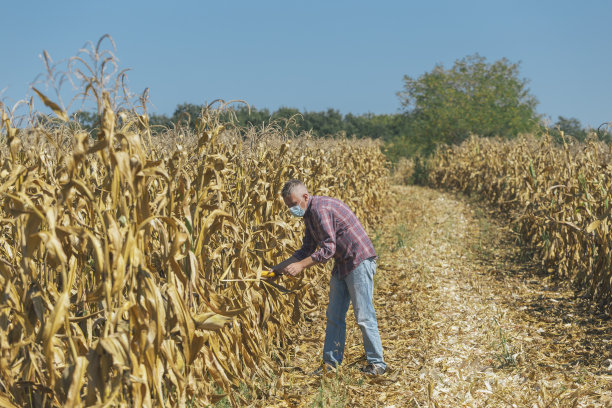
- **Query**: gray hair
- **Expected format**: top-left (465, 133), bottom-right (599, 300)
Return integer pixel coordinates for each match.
top-left (281, 179), bottom-right (306, 199)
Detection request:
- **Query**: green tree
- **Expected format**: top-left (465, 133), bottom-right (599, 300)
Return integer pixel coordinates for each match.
top-left (74, 110), bottom-right (99, 131)
top-left (301, 109), bottom-right (344, 136)
top-left (230, 106), bottom-right (271, 127)
top-left (147, 113), bottom-right (173, 134)
top-left (398, 54), bottom-right (539, 153)
top-left (172, 103), bottom-right (204, 129)
top-left (552, 116), bottom-right (587, 142)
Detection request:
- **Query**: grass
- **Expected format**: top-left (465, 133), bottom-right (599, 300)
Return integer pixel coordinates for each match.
top-left (393, 223), bottom-right (411, 251)
top-left (211, 382), bottom-right (252, 408)
top-left (371, 222), bottom-right (414, 255)
top-left (311, 369), bottom-right (356, 408)
top-left (492, 317), bottom-right (517, 368)
top-left (371, 227), bottom-right (384, 253)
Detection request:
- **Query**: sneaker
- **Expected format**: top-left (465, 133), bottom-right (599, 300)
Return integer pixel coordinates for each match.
top-left (360, 363), bottom-right (386, 375)
top-left (309, 363), bottom-right (337, 376)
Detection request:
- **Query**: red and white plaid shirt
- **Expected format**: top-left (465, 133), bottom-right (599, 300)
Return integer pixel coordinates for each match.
top-left (292, 195), bottom-right (377, 277)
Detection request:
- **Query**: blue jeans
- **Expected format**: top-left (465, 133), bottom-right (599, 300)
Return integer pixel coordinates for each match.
top-left (322, 258), bottom-right (386, 369)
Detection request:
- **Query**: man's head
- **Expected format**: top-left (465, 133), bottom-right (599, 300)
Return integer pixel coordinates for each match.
top-left (281, 179), bottom-right (309, 215)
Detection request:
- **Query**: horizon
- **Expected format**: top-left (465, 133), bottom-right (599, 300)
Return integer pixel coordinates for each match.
top-left (1, 0), bottom-right (611, 129)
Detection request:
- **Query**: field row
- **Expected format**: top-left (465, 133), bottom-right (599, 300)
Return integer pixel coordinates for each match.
top-left (429, 134), bottom-right (612, 311)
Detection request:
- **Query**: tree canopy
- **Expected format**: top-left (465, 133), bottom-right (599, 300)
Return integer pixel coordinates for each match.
top-left (397, 54), bottom-right (540, 153)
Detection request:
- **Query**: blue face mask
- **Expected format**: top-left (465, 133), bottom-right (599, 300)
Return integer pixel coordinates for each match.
top-left (289, 204), bottom-right (305, 217)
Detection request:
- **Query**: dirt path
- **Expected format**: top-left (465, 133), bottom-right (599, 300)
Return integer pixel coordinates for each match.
top-left (263, 185), bottom-right (612, 407)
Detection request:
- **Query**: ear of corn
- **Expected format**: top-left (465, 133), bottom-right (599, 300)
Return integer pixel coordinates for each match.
top-left (0, 56), bottom-right (390, 405)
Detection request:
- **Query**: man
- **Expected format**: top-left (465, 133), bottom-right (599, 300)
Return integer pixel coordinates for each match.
top-left (272, 179), bottom-right (386, 375)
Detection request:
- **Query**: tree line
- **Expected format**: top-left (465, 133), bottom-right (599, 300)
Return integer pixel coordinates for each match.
top-left (75, 54), bottom-right (610, 163)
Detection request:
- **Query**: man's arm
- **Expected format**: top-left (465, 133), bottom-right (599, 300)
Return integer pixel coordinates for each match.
top-left (271, 226), bottom-right (316, 275)
top-left (308, 209), bottom-right (336, 264)
top-left (272, 223), bottom-right (318, 276)
top-left (283, 209), bottom-right (336, 277)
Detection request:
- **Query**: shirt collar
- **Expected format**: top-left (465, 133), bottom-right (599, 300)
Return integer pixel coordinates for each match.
top-left (304, 195), bottom-right (314, 216)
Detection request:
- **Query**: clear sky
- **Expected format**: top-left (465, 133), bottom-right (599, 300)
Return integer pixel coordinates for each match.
top-left (1, 0), bottom-right (611, 128)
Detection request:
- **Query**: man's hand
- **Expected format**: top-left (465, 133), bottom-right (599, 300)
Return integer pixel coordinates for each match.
top-left (283, 262), bottom-right (304, 277)
top-left (271, 256), bottom-right (299, 276)
top-left (271, 255), bottom-right (317, 278)
top-left (281, 256), bottom-right (317, 277)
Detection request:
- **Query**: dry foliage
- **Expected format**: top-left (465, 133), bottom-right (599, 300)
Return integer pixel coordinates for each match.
top-left (389, 157), bottom-right (414, 185)
top-left (0, 87), bottom-right (389, 406)
top-left (429, 134), bottom-right (612, 312)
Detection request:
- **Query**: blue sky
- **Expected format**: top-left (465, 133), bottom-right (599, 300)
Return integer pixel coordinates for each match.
top-left (1, 0), bottom-right (611, 128)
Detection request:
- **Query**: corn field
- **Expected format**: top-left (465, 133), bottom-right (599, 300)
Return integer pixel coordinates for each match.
top-left (0, 77), bottom-right (390, 406)
top-left (429, 134), bottom-right (612, 312)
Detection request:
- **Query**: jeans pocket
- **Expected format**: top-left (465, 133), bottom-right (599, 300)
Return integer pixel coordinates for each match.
top-left (366, 258), bottom-right (377, 277)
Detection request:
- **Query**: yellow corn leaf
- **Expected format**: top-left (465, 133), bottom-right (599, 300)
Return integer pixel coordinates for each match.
top-left (194, 313), bottom-right (232, 331)
top-left (38, 291), bottom-right (69, 386)
top-left (64, 356), bottom-right (88, 407)
top-left (586, 219), bottom-right (601, 234)
top-left (166, 286), bottom-right (194, 363)
top-left (0, 392), bottom-right (19, 408)
top-left (32, 87), bottom-right (68, 122)
top-left (32, 231), bottom-right (67, 268)
top-left (195, 209), bottom-right (235, 255)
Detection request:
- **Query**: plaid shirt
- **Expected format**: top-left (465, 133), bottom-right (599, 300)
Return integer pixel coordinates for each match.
top-left (292, 195), bottom-right (377, 277)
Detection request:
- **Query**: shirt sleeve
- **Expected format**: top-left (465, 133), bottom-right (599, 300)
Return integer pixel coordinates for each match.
top-left (292, 226), bottom-right (316, 261)
top-left (310, 208), bottom-right (336, 263)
